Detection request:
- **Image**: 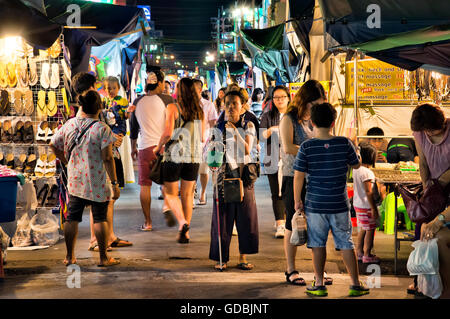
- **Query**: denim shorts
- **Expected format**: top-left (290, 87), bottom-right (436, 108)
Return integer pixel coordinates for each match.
top-left (306, 211), bottom-right (354, 250)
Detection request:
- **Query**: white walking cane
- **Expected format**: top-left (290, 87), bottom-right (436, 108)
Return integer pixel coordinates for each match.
top-left (207, 142), bottom-right (225, 271)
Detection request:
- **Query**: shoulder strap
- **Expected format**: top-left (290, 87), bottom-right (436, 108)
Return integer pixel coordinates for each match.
top-left (68, 120), bottom-right (98, 161)
top-left (171, 103), bottom-right (181, 128)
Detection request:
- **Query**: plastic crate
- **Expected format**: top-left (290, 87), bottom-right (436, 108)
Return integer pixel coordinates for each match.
top-left (0, 177), bottom-right (19, 223)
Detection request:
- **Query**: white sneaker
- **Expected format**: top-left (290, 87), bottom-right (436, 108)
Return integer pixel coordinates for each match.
top-left (275, 224), bottom-right (285, 238)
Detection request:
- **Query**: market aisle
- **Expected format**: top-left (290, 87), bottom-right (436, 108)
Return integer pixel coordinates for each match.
top-left (1, 178), bottom-right (415, 299)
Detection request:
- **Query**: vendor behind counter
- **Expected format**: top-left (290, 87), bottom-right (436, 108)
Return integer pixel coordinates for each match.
top-left (386, 137), bottom-right (419, 164)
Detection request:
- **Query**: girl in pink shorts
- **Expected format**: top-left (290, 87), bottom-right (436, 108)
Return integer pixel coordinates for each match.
top-left (353, 143), bottom-right (381, 264)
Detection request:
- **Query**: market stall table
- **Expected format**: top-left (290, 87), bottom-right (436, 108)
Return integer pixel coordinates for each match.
top-left (371, 168), bottom-right (422, 274)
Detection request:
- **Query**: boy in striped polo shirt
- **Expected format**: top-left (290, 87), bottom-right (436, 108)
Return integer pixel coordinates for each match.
top-left (293, 103), bottom-right (370, 297)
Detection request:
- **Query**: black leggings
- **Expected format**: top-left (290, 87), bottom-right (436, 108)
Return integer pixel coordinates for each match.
top-left (282, 176), bottom-right (306, 231)
top-left (266, 172), bottom-right (286, 221)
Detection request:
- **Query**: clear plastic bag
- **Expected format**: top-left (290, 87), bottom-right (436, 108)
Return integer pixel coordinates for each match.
top-left (417, 274), bottom-right (443, 299)
top-left (11, 213), bottom-right (34, 247)
top-left (290, 210), bottom-right (307, 246)
top-left (407, 238), bottom-right (442, 299)
top-left (30, 209), bottom-right (60, 246)
top-left (407, 239), bottom-right (439, 275)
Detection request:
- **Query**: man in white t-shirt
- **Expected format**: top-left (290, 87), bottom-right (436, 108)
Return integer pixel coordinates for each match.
top-left (130, 69), bottom-right (176, 231)
top-left (193, 79), bottom-right (218, 205)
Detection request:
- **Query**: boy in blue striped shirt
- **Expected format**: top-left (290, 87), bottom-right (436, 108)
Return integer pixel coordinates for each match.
top-left (293, 103), bottom-right (370, 297)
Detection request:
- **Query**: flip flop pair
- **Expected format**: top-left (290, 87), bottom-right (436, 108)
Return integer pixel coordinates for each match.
top-left (40, 63), bottom-right (60, 89)
top-left (237, 262), bottom-right (254, 270)
top-left (97, 258), bottom-right (120, 268)
top-left (110, 237), bottom-right (133, 247)
top-left (88, 243), bottom-right (112, 252)
top-left (13, 89), bottom-right (33, 116)
top-left (37, 91), bottom-right (57, 118)
top-left (140, 225), bottom-right (153, 232)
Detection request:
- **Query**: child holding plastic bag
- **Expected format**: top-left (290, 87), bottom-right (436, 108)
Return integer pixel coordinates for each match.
top-left (290, 210), bottom-right (307, 246)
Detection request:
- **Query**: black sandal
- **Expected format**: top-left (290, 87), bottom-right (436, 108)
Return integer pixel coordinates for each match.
top-left (285, 270), bottom-right (306, 286)
top-left (314, 274), bottom-right (333, 285)
top-left (177, 223), bottom-right (189, 244)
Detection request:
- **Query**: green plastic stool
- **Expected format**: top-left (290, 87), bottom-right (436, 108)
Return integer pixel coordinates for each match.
top-left (383, 192), bottom-right (414, 234)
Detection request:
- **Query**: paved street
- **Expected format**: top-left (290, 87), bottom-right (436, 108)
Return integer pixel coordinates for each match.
top-left (1, 177), bottom-right (415, 299)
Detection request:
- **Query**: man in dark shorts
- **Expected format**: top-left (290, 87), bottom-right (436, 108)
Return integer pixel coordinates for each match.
top-left (50, 89), bottom-right (120, 267)
top-left (130, 67), bottom-right (176, 231)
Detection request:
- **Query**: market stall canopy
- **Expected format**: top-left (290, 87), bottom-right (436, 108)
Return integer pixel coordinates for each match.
top-left (43, 0), bottom-right (145, 46)
top-left (334, 24), bottom-right (450, 71)
top-left (41, 0), bottom-right (146, 75)
top-left (0, 0), bottom-right (62, 49)
top-left (289, 0), bottom-right (315, 56)
top-left (91, 31), bottom-right (143, 90)
top-left (241, 24), bottom-right (300, 83)
top-left (318, 0), bottom-right (450, 47)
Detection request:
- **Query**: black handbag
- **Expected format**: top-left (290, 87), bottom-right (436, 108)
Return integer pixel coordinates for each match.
top-left (242, 162), bottom-right (260, 187)
top-left (149, 154), bottom-right (164, 185)
top-left (223, 178), bottom-right (244, 203)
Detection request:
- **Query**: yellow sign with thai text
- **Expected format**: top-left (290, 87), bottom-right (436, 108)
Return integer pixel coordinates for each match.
top-left (289, 81), bottom-right (330, 100)
top-left (345, 59), bottom-right (404, 102)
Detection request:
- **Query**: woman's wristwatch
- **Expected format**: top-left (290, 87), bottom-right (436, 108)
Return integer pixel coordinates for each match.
top-left (111, 181), bottom-right (119, 186)
top-left (438, 213), bottom-right (446, 224)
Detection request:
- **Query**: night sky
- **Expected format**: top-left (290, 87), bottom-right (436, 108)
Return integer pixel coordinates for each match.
top-left (137, 0), bottom-right (238, 68)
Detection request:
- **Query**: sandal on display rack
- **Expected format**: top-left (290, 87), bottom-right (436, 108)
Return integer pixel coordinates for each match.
top-left (0, 90), bottom-right (10, 116)
top-left (36, 121), bottom-right (49, 144)
top-left (23, 121), bottom-right (34, 144)
top-left (13, 90), bottom-right (24, 116)
top-left (23, 89), bottom-right (34, 116)
top-left (34, 154), bottom-right (47, 177)
top-left (16, 59), bottom-right (29, 88)
top-left (0, 62), bottom-right (7, 88)
top-left (45, 153), bottom-right (57, 177)
top-left (1, 120), bottom-right (13, 143)
top-left (28, 58), bottom-right (38, 87)
top-left (50, 64), bottom-right (60, 89)
top-left (37, 91), bottom-right (47, 119)
top-left (40, 63), bottom-right (50, 89)
top-left (13, 120), bottom-right (24, 144)
top-left (5, 153), bottom-right (15, 170)
top-left (14, 154), bottom-right (27, 173)
top-left (7, 62), bottom-right (17, 88)
top-left (46, 122), bottom-right (57, 143)
top-left (24, 154), bottom-right (36, 175)
top-left (47, 91), bottom-right (57, 117)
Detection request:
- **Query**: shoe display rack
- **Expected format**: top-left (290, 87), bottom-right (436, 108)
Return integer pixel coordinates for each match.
top-left (0, 34), bottom-right (70, 210)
